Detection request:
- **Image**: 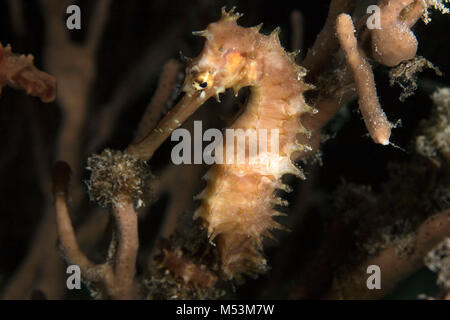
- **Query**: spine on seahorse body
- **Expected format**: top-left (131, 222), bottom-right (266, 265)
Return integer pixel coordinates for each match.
top-left (182, 8), bottom-right (316, 280)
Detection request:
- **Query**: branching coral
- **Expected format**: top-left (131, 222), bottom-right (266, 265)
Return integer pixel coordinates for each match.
top-left (325, 210), bottom-right (450, 299)
top-left (290, 81), bottom-right (450, 299)
top-left (0, 42), bottom-right (58, 299)
top-left (53, 161), bottom-right (139, 299)
top-left (336, 13), bottom-right (392, 145)
top-left (0, 44), bottom-right (56, 102)
top-left (2, 0), bottom-right (112, 299)
top-left (369, 0), bottom-right (424, 67)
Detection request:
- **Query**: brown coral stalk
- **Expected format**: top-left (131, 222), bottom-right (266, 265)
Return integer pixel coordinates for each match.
top-left (0, 44), bottom-right (56, 102)
top-left (127, 90), bottom-right (214, 160)
top-left (336, 13), bottom-right (392, 145)
top-left (370, 0), bottom-right (422, 67)
top-left (132, 59), bottom-right (183, 144)
top-left (324, 209), bottom-right (450, 299)
top-left (303, 0), bottom-right (354, 76)
top-left (110, 197), bottom-right (139, 299)
top-left (52, 161), bottom-right (138, 299)
top-left (53, 162), bottom-right (95, 272)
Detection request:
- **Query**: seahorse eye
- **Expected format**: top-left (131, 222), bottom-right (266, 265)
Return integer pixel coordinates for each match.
top-left (192, 71), bottom-right (214, 91)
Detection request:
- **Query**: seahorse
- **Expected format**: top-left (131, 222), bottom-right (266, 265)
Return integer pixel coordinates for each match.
top-left (183, 8), bottom-right (316, 280)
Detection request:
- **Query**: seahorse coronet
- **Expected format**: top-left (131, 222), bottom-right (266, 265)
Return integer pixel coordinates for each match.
top-left (183, 8), bottom-right (316, 280)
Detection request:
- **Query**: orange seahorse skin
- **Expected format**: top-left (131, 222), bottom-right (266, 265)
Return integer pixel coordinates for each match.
top-left (184, 8), bottom-right (315, 280)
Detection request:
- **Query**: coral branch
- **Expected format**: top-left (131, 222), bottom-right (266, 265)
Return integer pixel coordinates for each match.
top-left (290, 10), bottom-right (304, 61)
top-left (324, 210), bottom-right (450, 299)
top-left (40, 0), bottom-right (109, 170)
top-left (402, 0), bottom-right (428, 27)
top-left (0, 44), bottom-right (56, 102)
top-left (109, 197), bottom-right (139, 299)
top-left (336, 13), bottom-right (391, 145)
top-left (132, 59), bottom-right (183, 144)
top-left (370, 0), bottom-right (422, 67)
top-left (53, 162), bottom-right (95, 271)
top-left (302, 0), bottom-right (354, 76)
top-left (126, 91), bottom-right (213, 160)
top-left (3, 1), bottom-right (113, 299)
top-left (86, 0), bottom-right (112, 53)
top-left (86, 36), bottom-right (181, 155)
top-left (52, 161), bottom-right (139, 299)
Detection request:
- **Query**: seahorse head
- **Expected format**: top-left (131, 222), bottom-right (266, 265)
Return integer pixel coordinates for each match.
top-left (182, 7), bottom-right (264, 100)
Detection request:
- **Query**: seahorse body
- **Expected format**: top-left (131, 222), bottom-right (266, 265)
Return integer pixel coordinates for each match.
top-left (183, 8), bottom-right (315, 280)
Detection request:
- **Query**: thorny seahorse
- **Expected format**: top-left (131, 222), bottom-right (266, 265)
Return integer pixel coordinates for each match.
top-left (181, 8), bottom-right (316, 280)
